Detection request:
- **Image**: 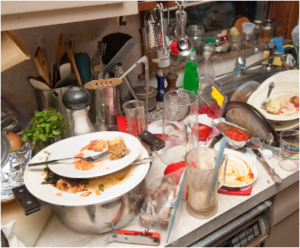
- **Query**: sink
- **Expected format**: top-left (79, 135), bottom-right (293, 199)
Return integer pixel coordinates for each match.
top-left (215, 65), bottom-right (287, 100)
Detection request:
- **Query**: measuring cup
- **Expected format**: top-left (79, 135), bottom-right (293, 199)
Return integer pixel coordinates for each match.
top-left (185, 147), bottom-right (228, 219)
top-left (160, 90), bottom-right (198, 165)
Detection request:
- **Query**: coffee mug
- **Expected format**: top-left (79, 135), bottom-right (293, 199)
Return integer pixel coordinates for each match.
top-left (1, 30), bottom-right (30, 72)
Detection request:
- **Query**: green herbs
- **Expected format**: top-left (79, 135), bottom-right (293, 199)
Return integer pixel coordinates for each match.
top-left (21, 108), bottom-right (68, 143)
top-left (44, 165), bottom-right (60, 181)
top-left (99, 184), bottom-right (104, 191)
top-left (267, 180), bottom-right (270, 183)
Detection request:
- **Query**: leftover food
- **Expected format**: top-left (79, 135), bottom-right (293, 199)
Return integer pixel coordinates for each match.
top-left (108, 137), bottom-right (130, 160)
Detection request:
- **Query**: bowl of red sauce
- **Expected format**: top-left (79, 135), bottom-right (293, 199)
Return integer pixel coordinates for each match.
top-left (212, 119), bottom-right (262, 149)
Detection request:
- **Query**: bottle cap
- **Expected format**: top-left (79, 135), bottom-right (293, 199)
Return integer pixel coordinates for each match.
top-left (203, 46), bottom-right (210, 59)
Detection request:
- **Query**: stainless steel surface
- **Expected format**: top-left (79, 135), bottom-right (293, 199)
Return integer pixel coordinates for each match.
top-left (189, 201), bottom-right (273, 247)
top-left (52, 180), bottom-right (146, 235)
top-left (261, 82), bottom-right (275, 109)
top-left (31, 81), bottom-right (75, 138)
top-left (252, 149), bottom-right (283, 184)
top-left (28, 151), bottom-right (109, 166)
top-left (176, 7), bottom-right (192, 56)
top-left (235, 47), bottom-right (259, 76)
top-left (161, 0), bottom-right (213, 12)
top-left (62, 86), bottom-right (92, 111)
top-left (1, 133), bottom-right (11, 168)
top-left (102, 85), bottom-right (120, 126)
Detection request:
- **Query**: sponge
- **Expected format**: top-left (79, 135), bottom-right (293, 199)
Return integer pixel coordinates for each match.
top-left (262, 51), bottom-right (282, 66)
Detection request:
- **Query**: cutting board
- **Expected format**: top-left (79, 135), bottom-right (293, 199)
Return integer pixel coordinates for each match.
top-left (1, 200), bottom-right (52, 247)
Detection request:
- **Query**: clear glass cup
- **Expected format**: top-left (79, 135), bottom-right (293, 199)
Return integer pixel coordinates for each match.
top-left (253, 20), bottom-right (263, 44)
top-left (279, 130), bottom-right (299, 172)
top-left (123, 100), bottom-right (146, 137)
top-left (185, 147), bottom-right (228, 218)
top-left (160, 90), bottom-right (198, 165)
top-left (229, 35), bottom-right (241, 51)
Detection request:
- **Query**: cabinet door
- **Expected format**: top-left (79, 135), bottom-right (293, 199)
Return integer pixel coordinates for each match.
top-left (0, 0), bottom-right (124, 15)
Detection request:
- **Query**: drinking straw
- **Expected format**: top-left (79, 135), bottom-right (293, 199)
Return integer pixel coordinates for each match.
top-left (204, 136), bottom-right (228, 205)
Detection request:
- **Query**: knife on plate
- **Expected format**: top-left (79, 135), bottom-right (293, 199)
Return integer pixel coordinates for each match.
top-left (252, 149), bottom-right (282, 184)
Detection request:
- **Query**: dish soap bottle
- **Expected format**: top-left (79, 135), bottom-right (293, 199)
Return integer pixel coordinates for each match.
top-left (156, 69), bottom-right (167, 102)
top-left (183, 60), bottom-right (199, 94)
top-left (197, 45), bottom-right (215, 94)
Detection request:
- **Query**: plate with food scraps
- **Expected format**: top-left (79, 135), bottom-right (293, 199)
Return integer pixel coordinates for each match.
top-left (247, 82), bottom-right (299, 121)
top-left (269, 118), bottom-right (299, 132)
top-left (46, 131), bottom-right (142, 178)
top-left (24, 142), bottom-right (149, 206)
top-left (223, 148), bottom-right (258, 188)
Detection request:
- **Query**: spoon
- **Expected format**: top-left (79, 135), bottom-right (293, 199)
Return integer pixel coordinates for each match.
top-left (261, 82), bottom-right (275, 110)
top-left (176, 8), bottom-right (192, 56)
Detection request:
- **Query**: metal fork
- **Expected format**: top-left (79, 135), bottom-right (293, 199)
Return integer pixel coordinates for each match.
top-left (28, 151), bottom-right (109, 167)
top-left (261, 82), bottom-right (275, 110)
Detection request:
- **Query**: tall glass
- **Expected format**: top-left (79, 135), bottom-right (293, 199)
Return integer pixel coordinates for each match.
top-left (123, 100), bottom-right (146, 136)
top-left (279, 130), bottom-right (299, 172)
top-left (185, 147), bottom-right (228, 219)
top-left (160, 90), bottom-right (198, 165)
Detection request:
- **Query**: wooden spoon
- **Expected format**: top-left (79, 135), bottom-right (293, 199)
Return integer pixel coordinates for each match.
top-left (56, 34), bottom-right (64, 66)
top-left (65, 43), bottom-right (82, 86)
top-left (34, 47), bottom-right (51, 88)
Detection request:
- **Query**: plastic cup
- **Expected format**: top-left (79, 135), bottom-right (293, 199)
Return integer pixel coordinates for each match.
top-left (279, 130), bottom-right (299, 172)
top-left (123, 100), bottom-right (146, 137)
top-left (242, 23), bottom-right (255, 34)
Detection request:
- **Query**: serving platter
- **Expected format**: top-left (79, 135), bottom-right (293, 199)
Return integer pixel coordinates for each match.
top-left (247, 83), bottom-right (299, 121)
top-left (24, 143), bottom-right (150, 206)
top-left (223, 148), bottom-right (258, 188)
top-left (47, 131), bottom-right (141, 178)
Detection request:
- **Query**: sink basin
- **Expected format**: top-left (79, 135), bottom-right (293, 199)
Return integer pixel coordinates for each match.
top-left (215, 65), bottom-right (287, 100)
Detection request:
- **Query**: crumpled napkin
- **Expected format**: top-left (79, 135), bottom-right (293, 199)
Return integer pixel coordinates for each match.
top-left (1, 221), bottom-right (26, 247)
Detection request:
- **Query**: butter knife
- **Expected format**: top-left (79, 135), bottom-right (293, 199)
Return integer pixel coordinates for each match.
top-left (252, 149), bottom-right (282, 184)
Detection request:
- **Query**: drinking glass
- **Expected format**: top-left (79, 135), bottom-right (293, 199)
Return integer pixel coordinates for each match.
top-left (279, 130), bottom-right (299, 172)
top-left (160, 90), bottom-right (198, 165)
top-left (123, 100), bottom-right (146, 137)
top-left (185, 147), bottom-right (228, 219)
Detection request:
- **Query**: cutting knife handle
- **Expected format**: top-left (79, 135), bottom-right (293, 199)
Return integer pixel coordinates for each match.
top-left (138, 130), bottom-right (165, 151)
top-left (257, 157), bottom-right (283, 184)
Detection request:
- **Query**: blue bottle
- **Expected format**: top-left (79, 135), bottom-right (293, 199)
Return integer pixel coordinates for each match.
top-left (156, 69), bottom-right (167, 102)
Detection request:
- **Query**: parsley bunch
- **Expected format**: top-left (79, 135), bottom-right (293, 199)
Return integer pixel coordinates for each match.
top-left (21, 108), bottom-right (69, 143)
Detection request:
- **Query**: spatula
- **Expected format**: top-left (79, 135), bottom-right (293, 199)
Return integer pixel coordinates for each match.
top-left (65, 43), bottom-right (82, 86)
top-left (34, 47), bottom-right (51, 88)
top-left (84, 78), bottom-right (122, 90)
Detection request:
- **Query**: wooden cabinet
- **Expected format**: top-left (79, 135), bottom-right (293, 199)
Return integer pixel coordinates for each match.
top-left (1, 1), bottom-right (138, 31)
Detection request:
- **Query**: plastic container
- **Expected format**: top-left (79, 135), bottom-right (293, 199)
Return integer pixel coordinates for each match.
top-left (242, 23), bottom-right (255, 34)
top-left (230, 81), bottom-right (260, 102)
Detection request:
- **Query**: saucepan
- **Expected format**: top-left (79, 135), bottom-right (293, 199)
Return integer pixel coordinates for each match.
top-left (213, 118), bottom-right (262, 149)
top-left (12, 131), bottom-right (165, 235)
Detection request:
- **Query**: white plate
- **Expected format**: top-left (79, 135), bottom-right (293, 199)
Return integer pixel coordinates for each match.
top-left (48, 132), bottom-right (142, 178)
top-left (24, 144), bottom-right (149, 206)
top-left (223, 149), bottom-right (258, 188)
top-left (258, 70), bottom-right (299, 90)
top-left (247, 83), bottom-right (299, 121)
top-left (269, 119), bottom-right (299, 131)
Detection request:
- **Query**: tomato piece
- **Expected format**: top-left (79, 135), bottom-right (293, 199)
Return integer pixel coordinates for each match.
top-left (225, 130), bottom-right (248, 141)
top-left (198, 124), bottom-right (212, 141)
top-left (164, 161), bottom-right (186, 183)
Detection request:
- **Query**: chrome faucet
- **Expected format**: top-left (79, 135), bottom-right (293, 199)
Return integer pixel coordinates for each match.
top-left (234, 47), bottom-right (260, 77)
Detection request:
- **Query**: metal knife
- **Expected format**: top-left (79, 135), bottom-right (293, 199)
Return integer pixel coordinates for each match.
top-left (252, 149), bottom-right (282, 184)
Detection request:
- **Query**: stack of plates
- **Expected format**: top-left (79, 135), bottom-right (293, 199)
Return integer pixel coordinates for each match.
top-left (247, 70), bottom-right (299, 131)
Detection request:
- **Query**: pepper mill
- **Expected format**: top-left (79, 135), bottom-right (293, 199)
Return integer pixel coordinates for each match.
top-left (166, 70), bottom-right (178, 92)
top-left (155, 69), bottom-right (167, 102)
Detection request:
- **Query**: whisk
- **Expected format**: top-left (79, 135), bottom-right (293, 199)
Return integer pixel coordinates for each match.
top-left (91, 41), bottom-right (105, 80)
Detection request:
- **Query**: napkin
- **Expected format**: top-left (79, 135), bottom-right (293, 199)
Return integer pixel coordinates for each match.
top-left (1, 220), bottom-right (26, 247)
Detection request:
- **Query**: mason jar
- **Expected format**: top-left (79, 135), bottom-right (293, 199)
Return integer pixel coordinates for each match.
top-left (229, 35), bottom-right (242, 51)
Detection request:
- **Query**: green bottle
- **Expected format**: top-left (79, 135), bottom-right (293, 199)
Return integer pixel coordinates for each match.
top-left (183, 61), bottom-right (199, 94)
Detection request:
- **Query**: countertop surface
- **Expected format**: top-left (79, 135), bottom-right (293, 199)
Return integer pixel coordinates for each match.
top-left (1, 140), bottom-right (298, 247)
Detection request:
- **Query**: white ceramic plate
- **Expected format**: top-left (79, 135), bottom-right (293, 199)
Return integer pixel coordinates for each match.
top-left (258, 70), bottom-right (299, 90)
top-left (24, 144), bottom-right (149, 206)
top-left (247, 82), bottom-right (299, 121)
top-left (223, 149), bottom-right (258, 188)
top-left (269, 119), bottom-right (299, 131)
top-left (48, 132), bottom-right (142, 178)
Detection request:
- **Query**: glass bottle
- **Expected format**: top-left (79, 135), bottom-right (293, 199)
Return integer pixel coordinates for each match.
top-left (253, 20), bottom-right (263, 44)
top-left (156, 69), bottom-right (167, 102)
top-left (183, 61), bottom-right (199, 94)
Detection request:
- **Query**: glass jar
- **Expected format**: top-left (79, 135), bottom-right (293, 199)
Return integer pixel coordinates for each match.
top-left (186, 23), bottom-right (205, 59)
top-left (253, 20), bottom-right (263, 44)
top-left (229, 35), bottom-right (242, 51)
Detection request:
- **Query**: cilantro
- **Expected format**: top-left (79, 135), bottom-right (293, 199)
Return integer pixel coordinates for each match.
top-left (99, 184), bottom-right (104, 191)
top-left (21, 108), bottom-right (68, 143)
top-left (267, 180), bottom-right (270, 183)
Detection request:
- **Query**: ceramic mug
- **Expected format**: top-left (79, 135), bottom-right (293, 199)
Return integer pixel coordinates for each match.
top-left (1, 30), bottom-right (30, 72)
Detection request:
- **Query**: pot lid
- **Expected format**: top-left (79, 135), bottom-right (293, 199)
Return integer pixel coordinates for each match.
top-left (1, 133), bottom-right (11, 168)
top-left (24, 139), bottom-right (150, 206)
top-left (134, 86), bottom-right (155, 96)
top-left (223, 101), bottom-right (279, 147)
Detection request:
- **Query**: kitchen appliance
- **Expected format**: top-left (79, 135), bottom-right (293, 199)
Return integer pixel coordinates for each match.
top-left (190, 200), bottom-right (273, 247)
top-left (12, 131), bottom-right (164, 235)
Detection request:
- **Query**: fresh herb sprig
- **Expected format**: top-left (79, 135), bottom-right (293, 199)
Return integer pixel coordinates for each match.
top-left (21, 108), bottom-right (69, 143)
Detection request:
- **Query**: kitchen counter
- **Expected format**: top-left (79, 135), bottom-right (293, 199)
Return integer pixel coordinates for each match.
top-left (29, 142), bottom-right (299, 247)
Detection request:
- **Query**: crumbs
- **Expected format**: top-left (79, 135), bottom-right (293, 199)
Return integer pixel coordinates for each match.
top-left (55, 193), bottom-right (62, 197)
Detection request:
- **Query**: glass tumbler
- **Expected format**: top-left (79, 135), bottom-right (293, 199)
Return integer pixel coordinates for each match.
top-left (160, 90), bottom-right (198, 165)
top-left (185, 147), bottom-right (228, 218)
top-left (279, 130), bottom-right (299, 172)
top-left (123, 100), bottom-right (146, 137)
